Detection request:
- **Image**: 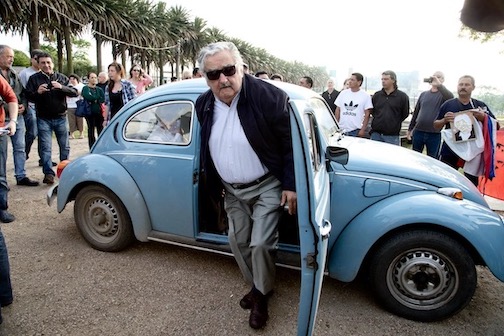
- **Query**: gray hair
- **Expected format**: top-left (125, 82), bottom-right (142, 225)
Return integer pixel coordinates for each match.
top-left (197, 42), bottom-right (244, 74)
top-left (0, 45), bottom-right (12, 55)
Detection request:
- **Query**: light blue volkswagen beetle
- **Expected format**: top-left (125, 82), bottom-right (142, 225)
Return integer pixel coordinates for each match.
top-left (48, 78), bottom-right (504, 335)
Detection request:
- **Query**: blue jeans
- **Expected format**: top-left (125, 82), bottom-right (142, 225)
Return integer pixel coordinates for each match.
top-left (0, 229), bottom-right (12, 307)
top-left (24, 104), bottom-right (38, 160)
top-left (37, 117), bottom-right (70, 176)
top-left (0, 134), bottom-right (8, 210)
top-left (345, 129), bottom-right (360, 137)
top-left (412, 130), bottom-right (441, 158)
top-left (370, 132), bottom-right (400, 145)
top-left (7, 117), bottom-right (27, 181)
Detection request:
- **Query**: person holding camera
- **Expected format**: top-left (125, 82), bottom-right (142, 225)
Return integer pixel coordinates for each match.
top-left (25, 53), bottom-right (78, 185)
top-left (407, 71), bottom-right (453, 157)
top-left (129, 65), bottom-right (152, 95)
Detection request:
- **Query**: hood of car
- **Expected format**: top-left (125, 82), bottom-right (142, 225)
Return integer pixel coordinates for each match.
top-left (334, 136), bottom-right (488, 207)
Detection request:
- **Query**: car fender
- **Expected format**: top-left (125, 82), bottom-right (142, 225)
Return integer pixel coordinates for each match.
top-left (57, 154), bottom-right (151, 242)
top-left (327, 191), bottom-right (504, 282)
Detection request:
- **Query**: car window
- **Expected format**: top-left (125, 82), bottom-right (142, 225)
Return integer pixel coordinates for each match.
top-left (310, 97), bottom-right (339, 143)
top-left (124, 101), bottom-right (193, 145)
top-left (303, 112), bottom-right (321, 171)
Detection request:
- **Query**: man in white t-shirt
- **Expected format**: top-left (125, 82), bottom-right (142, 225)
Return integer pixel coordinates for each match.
top-left (335, 72), bottom-right (373, 137)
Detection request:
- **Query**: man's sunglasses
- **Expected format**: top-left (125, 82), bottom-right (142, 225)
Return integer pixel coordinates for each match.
top-left (205, 65), bottom-right (236, 80)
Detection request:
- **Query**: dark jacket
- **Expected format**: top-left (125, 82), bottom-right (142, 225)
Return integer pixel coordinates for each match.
top-left (371, 88), bottom-right (410, 135)
top-left (196, 74), bottom-right (295, 201)
top-left (25, 71), bottom-right (77, 119)
top-left (0, 68), bottom-right (26, 113)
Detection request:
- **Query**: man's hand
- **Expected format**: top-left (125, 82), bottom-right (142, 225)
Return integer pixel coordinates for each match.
top-left (38, 83), bottom-right (50, 94)
top-left (444, 111), bottom-right (455, 124)
top-left (18, 104), bottom-right (25, 114)
top-left (51, 81), bottom-right (62, 90)
top-left (431, 76), bottom-right (442, 87)
top-left (8, 121), bottom-right (16, 136)
top-left (472, 109), bottom-right (486, 122)
top-left (281, 190), bottom-right (297, 215)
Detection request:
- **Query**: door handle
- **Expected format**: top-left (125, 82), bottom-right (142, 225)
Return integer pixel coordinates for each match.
top-left (320, 219), bottom-right (331, 239)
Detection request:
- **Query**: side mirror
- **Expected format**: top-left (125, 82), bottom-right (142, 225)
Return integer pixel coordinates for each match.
top-left (326, 146), bottom-right (349, 165)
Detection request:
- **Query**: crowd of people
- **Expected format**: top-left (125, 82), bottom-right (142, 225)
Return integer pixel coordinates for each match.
top-left (0, 45), bottom-right (161, 192)
top-left (0, 38), bottom-right (501, 328)
top-left (254, 68), bottom-right (500, 189)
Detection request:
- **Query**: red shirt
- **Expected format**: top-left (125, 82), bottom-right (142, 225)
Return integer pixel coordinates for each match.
top-left (0, 75), bottom-right (17, 127)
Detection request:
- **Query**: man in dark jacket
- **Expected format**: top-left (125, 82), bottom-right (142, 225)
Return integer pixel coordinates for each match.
top-left (195, 41), bottom-right (296, 330)
top-left (371, 70), bottom-right (410, 145)
top-left (25, 53), bottom-right (77, 184)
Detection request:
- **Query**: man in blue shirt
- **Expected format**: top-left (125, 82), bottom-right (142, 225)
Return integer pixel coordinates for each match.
top-left (434, 75), bottom-right (499, 186)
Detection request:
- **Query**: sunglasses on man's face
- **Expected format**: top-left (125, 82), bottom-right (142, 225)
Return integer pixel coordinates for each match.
top-left (205, 65), bottom-right (236, 81)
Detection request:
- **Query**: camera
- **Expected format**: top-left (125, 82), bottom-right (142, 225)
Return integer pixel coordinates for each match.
top-left (47, 82), bottom-right (53, 89)
top-left (423, 77), bottom-right (433, 83)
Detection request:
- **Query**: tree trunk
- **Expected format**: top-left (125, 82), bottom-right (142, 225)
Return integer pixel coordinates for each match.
top-left (56, 31), bottom-right (64, 73)
top-left (64, 25), bottom-right (73, 74)
top-left (158, 50), bottom-right (164, 85)
top-left (29, 3), bottom-right (40, 51)
top-left (96, 34), bottom-right (103, 73)
top-left (120, 44), bottom-right (127, 70)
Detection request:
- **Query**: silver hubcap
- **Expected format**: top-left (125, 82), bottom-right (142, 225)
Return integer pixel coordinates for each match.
top-left (387, 249), bottom-right (458, 310)
top-left (87, 198), bottom-right (119, 238)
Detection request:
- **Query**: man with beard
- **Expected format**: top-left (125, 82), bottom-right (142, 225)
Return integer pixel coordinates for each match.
top-left (434, 75), bottom-right (500, 186)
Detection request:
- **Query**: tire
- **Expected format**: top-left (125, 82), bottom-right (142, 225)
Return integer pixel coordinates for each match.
top-left (74, 185), bottom-right (135, 252)
top-left (369, 230), bottom-right (476, 322)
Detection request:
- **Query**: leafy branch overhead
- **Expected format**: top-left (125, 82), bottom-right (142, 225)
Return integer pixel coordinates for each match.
top-left (0, 0), bottom-right (328, 86)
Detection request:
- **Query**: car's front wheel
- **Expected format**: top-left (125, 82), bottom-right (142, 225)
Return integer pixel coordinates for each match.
top-left (74, 185), bottom-right (135, 252)
top-left (369, 230), bottom-right (476, 322)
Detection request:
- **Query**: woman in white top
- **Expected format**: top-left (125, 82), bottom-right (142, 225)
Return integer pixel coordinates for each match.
top-left (66, 74), bottom-right (85, 139)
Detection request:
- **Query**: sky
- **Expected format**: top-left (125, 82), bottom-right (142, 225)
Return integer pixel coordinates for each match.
top-left (2, 0), bottom-right (503, 93)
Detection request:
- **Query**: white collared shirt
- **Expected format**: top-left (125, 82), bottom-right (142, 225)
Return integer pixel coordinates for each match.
top-left (208, 94), bottom-right (268, 184)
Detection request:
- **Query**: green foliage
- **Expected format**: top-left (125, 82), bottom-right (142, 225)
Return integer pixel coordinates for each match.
top-left (475, 86), bottom-right (504, 116)
top-left (41, 39), bottom-right (93, 77)
top-left (459, 26), bottom-right (504, 43)
top-left (13, 49), bottom-right (30, 66)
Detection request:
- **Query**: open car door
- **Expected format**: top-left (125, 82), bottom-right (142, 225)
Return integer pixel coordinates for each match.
top-left (291, 105), bottom-right (332, 336)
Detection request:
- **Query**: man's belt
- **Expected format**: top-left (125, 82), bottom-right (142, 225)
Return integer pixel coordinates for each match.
top-left (229, 172), bottom-right (272, 190)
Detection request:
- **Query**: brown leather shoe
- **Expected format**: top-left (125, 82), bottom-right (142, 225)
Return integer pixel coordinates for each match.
top-left (249, 291), bottom-right (269, 329)
top-left (43, 174), bottom-right (55, 184)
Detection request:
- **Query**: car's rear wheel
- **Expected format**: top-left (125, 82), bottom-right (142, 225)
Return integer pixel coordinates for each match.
top-left (369, 230), bottom-right (476, 322)
top-left (74, 185), bottom-right (135, 252)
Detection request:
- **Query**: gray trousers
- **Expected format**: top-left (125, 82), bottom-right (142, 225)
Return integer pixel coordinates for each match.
top-left (223, 176), bottom-right (282, 295)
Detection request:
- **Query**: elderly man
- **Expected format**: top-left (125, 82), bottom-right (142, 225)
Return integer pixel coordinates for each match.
top-left (0, 45), bottom-right (39, 186)
top-left (195, 41), bottom-right (297, 330)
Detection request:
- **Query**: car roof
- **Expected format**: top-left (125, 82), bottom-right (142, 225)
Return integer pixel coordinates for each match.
top-left (135, 77), bottom-right (320, 104)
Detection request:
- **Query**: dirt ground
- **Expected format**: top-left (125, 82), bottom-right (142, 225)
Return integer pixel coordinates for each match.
top-left (1, 136), bottom-right (504, 335)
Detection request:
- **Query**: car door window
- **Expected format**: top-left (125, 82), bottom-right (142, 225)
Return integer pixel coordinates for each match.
top-left (124, 101), bottom-right (193, 145)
